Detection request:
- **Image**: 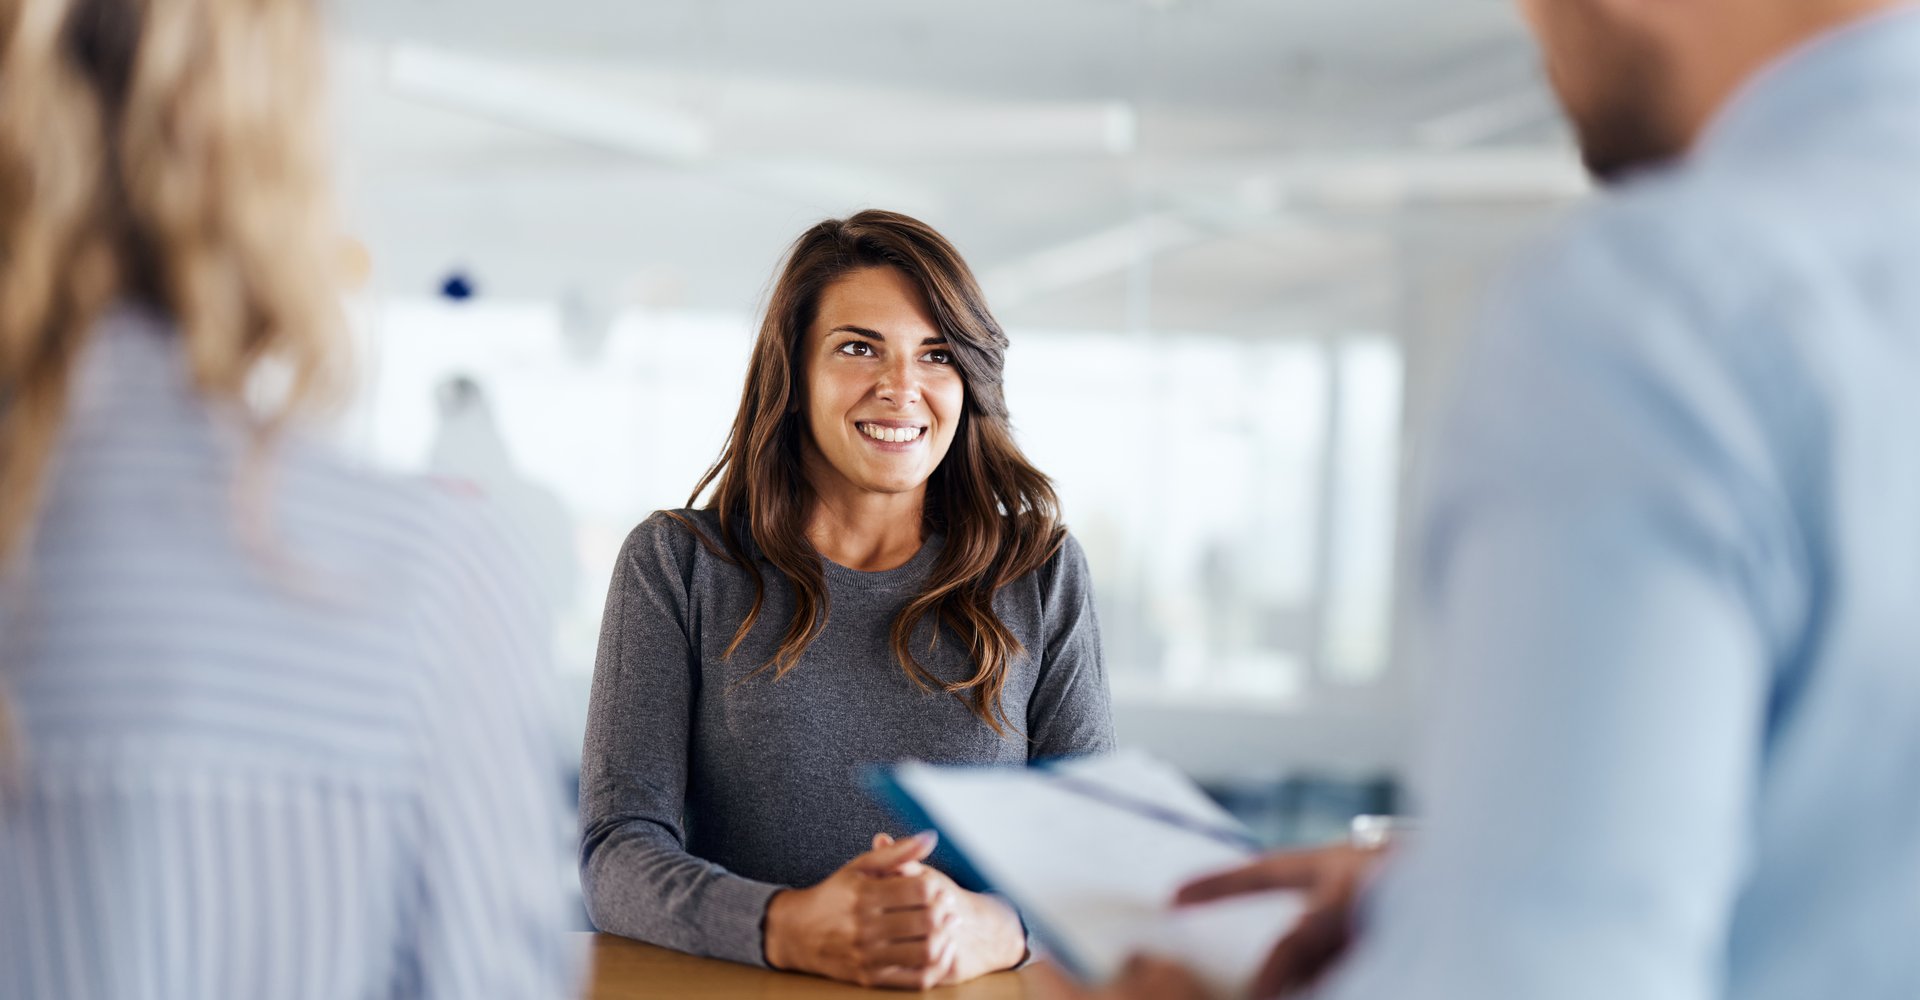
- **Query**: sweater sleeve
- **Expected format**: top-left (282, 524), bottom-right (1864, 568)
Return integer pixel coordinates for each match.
top-left (577, 513), bottom-right (783, 967)
top-left (1025, 533), bottom-right (1117, 760)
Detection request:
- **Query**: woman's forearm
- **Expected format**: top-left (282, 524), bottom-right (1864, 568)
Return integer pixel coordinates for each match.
top-left (579, 818), bottom-right (784, 966)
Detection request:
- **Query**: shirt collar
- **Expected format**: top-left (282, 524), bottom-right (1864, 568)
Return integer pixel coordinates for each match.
top-left (1698, 4), bottom-right (1920, 162)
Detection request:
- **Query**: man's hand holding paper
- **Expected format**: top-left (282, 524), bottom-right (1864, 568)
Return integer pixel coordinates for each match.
top-left (873, 751), bottom-right (1311, 996)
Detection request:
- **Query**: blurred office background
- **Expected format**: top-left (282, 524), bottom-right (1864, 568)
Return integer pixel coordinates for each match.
top-left (323, 0), bottom-right (1587, 840)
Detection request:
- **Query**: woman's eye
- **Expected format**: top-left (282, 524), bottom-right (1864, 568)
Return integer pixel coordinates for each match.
top-left (922, 349), bottom-right (953, 365)
top-left (837, 341), bottom-right (874, 357)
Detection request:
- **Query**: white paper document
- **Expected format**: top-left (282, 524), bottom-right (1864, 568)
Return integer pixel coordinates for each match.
top-left (882, 750), bottom-right (1305, 994)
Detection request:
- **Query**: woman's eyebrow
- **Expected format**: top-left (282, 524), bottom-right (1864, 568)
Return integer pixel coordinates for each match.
top-left (831, 325), bottom-right (948, 346)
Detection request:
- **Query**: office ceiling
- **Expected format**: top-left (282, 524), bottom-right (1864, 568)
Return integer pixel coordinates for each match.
top-left (326, 0), bottom-right (1583, 334)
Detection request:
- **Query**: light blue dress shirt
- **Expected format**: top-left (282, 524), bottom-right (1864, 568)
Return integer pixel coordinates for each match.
top-left (1318, 10), bottom-right (1920, 1000)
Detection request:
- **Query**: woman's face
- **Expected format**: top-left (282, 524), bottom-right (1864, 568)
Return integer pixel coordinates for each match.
top-left (800, 266), bottom-right (966, 501)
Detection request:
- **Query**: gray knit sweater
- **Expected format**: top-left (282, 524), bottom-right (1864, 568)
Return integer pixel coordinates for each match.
top-left (578, 509), bottom-right (1115, 967)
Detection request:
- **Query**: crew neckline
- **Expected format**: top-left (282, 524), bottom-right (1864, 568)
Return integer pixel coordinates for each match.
top-left (818, 532), bottom-right (945, 591)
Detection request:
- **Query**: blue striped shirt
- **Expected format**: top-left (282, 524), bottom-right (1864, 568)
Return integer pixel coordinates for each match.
top-left (0, 309), bottom-right (581, 999)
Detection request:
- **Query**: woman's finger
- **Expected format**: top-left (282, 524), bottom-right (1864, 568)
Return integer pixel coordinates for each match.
top-left (859, 870), bottom-right (947, 912)
top-left (849, 830), bottom-right (938, 876)
top-left (931, 934), bottom-right (961, 987)
top-left (863, 964), bottom-right (946, 991)
top-left (862, 934), bottom-right (958, 991)
top-left (859, 936), bottom-right (944, 972)
top-left (856, 905), bottom-right (947, 945)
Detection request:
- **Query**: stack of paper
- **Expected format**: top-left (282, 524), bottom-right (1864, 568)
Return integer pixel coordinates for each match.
top-left (875, 750), bottom-right (1305, 994)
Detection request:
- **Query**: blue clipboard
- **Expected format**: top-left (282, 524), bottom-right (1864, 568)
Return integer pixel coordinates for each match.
top-left (863, 761), bottom-right (1100, 981)
top-left (863, 757), bottom-right (1261, 983)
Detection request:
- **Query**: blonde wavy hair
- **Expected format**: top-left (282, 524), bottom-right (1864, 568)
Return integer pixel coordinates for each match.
top-left (0, 0), bottom-right (346, 759)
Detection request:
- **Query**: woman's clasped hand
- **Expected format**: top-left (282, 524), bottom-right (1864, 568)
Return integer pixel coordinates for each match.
top-left (764, 832), bottom-right (1027, 989)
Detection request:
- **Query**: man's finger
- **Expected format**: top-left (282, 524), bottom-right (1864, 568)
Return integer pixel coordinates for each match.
top-left (1113, 955), bottom-right (1214, 1000)
top-left (1250, 903), bottom-right (1354, 999)
top-left (1032, 955), bottom-right (1210, 1000)
top-left (1033, 959), bottom-right (1095, 999)
top-left (1174, 849), bottom-right (1335, 905)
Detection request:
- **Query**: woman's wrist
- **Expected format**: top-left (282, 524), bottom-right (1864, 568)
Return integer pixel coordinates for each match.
top-left (972, 891), bottom-right (1029, 971)
top-left (762, 888), bottom-right (801, 971)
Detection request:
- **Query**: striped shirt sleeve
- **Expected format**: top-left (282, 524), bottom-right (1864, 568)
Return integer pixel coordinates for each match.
top-left (399, 490), bottom-right (581, 999)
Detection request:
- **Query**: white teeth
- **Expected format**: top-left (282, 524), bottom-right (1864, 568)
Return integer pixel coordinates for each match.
top-left (861, 423), bottom-right (922, 443)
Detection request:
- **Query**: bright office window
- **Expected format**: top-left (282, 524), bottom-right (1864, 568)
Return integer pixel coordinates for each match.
top-left (1007, 331), bottom-right (1402, 702)
top-left (344, 299), bottom-right (1402, 705)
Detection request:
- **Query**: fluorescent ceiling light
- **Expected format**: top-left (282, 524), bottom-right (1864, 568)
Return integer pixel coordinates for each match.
top-left (387, 45), bottom-right (711, 163)
top-left (983, 214), bottom-right (1203, 306)
top-left (716, 159), bottom-right (946, 217)
top-left (388, 46), bottom-right (1134, 161)
top-left (1251, 149), bottom-right (1587, 208)
top-left (1414, 91), bottom-right (1558, 149)
top-left (746, 101), bottom-right (1137, 157)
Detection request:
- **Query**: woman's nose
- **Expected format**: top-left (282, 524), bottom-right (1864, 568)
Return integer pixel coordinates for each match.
top-left (874, 356), bottom-right (921, 406)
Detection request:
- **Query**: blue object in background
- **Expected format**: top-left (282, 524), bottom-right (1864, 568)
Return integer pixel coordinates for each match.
top-left (439, 270), bottom-right (476, 301)
top-left (1204, 774), bottom-right (1399, 848)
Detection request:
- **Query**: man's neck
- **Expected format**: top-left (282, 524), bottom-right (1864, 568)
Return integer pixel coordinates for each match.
top-left (1673, 0), bottom-right (1905, 154)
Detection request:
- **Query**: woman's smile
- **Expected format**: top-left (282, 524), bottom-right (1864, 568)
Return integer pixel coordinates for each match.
top-left (799, 265), bottom-right (965, 498)
top-left (855, 420), bottom-right (928, 447)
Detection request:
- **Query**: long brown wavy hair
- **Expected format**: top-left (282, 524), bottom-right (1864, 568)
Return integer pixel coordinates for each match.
top-left (0, 0), bottom-right (344, 759)
top-left (681, 209), bottom-right (1064, 736)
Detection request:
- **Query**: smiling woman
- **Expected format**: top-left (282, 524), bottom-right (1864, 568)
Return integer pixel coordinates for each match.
top-left (579, 210), bottom-right (1115, 989)
top-left (800, 265), bottom-right (968, 534)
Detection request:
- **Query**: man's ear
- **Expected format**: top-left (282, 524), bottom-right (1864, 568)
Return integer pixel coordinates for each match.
top-left (1513, 0), bottom-right (1546, 36)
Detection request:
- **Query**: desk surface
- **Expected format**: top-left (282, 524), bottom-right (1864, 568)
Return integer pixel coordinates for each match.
top-left (582, 933), bottom-right (1047, 999)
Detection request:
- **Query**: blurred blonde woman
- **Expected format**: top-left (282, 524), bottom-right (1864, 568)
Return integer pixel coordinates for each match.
top-left (0, 2), bottom-right (576, 997)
